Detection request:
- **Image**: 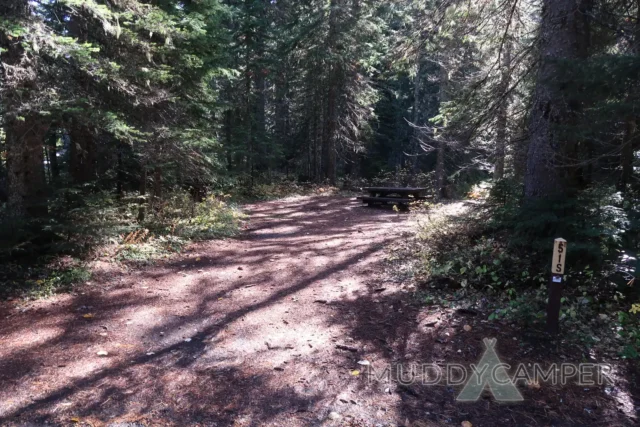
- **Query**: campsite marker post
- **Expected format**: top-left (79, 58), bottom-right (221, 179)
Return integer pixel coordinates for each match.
top-left (547, 238), bottom-right (567, 335)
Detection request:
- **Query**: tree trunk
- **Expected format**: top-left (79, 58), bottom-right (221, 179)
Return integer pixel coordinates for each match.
top-left (153, 166), bottom-right (162, 200)
top-left (410, 52), bottom-right (423, 173)
top-left (225, 110), bottom-right (234, 170)
top-left (524, 0), bottom-right (592, 200)
top-left (309, 82), bottom-right (319, 182)
top-left (244, 0), bottom-right (254, 181)
top-left (494, 35), bottom-right (512, 180)
top-left (5, 116), bottom-right (48, 216)
top-left (46, 128), bottom-right (60, 181)
top-left (274, 0), bottom-right (288, 153)
top-left (245, 65), bottom-right (253, 181)
top-left (622, 118), bottom-right (636, 190)
top-left (69, 123), bottom-right (96, 183)
top-left (116, 144), bottom-right (124, 199)
top-left (325, 76), bottom-right (338, 185)
top-left (254, 0), bottom-right (268, 171)
top-left (310, 105), bottom-right (317, 182)
top-left (435, 63), bottom-right (448, 198)
top-left (323, 0), bottom-right (341, 185)
top-left (435, 138), bottom-right (445, 198)
top-left (275, 64), bottom-right (290, 170)
top-left (152, 141), bottom-right (162, 205)
top-left (411, 26), bottom-right (427, 173)
top-left (5, 122), bottom-right (28, 217)
top-left (1, 0), bottom-right (48, 216)
top-left (621, 2), bottom-right (640, 192)
top-left (137, 166), bottom-right (147, 222)
top-left (254, 57), bottom-right (267, 170)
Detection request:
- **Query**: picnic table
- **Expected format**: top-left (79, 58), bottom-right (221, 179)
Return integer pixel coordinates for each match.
top-left (356, 187), bottom-right (429, 207)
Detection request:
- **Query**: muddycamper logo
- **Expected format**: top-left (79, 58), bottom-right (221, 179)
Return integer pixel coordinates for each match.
top-left (456, 338), bottom-right (522, 402)
top-left (365, 338), bottom-right (613, 402)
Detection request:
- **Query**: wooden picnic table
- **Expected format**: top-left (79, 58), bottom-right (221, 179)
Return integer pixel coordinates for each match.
top-left (363, 187), bottom-right (427, 198)
top-left (357, 187), bottom-right (429, 208)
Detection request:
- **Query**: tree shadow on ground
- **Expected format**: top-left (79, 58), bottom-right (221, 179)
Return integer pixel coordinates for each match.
top-left (0, 196), bottom-right (411, 426)
top-left (324, 270), bottom-right (640, 426)
top-left (2, 196), bottom-right (637, 426)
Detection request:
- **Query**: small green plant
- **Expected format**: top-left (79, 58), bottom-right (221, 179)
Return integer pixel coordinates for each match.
top-left (116, 195), bottom-right (245, 262)
top-left (2, 265), bottom-right (92, 299)
top-left (487, 287), bottom-right (547, 326)
top-left (618, 305), bottom-right (640, 359)
top-left (0, 189), bottom-right (246, 296)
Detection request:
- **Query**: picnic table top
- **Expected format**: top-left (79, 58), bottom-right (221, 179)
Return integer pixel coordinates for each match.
top-left (363, 187), bottom-right (427, 192)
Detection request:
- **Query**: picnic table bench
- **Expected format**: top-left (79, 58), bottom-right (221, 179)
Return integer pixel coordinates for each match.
top-left (357, 187), bottom-right (429, 207)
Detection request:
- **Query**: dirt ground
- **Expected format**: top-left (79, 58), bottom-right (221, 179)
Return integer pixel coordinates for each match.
top-left (0, 196), bottom-right (637, 426)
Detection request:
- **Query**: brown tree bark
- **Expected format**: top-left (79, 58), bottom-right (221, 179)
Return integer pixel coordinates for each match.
top-left (410, 47), bottom-right (424, 173)
top-left (621, 118), bottom-right (636, 189)
top-left (310, 102), bottom-right (317, 181)
top-left (435, 137), bottom-right (445, 197)
top-left (254, 42), bottom-right (267, 171)
top-left (153, 167), bottom-right (162, 200)
top-left (275, 75), bottom-right (288, 144)
top-left (46, 128), bottom-right (60, 181)
top-left (137, 166), bottom-right (147, 222)
top-left (245, 64), bottom-right (253, 181)
top-left (323, 0), bottom-right (341, 185)
top-left (152, 141), bottom-right (163, 204)
top-left (308, 80), bottom-right (320, 182)
top-left (116, 144), bottom-right (124, 199)
top-left (325, 77), bottom-right (338, 185)
top-left (5, 117), bottom-right (48, 216)
top-left (435, 63), bottom-right (448, 198)
top-left (225, 110), bottom-right (234, 170)
top-left (1, 0), bottom-right (48, 216)
top-left (244, 0), bottom-right (254, 181)
top-left (524, 0), bottom-right (592, 200)
top-left (494, 35), bottom-right (512, 180)
top-left (620, 2), bottom-right (640, 191)
top-left (69, 123), bottom-right (96, 183)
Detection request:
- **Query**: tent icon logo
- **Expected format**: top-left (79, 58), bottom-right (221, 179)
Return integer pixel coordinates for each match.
top-left (457, 338), bottom-right (523, 402)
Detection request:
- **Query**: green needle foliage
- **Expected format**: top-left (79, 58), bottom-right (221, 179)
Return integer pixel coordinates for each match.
top-left (2, 0), bottom-right (640, 352)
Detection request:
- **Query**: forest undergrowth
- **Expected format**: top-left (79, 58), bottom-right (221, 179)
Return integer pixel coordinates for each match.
top-left (0, 179), bottom-right (351, 299)
top-left (388, 181), bottom-right (640, 361)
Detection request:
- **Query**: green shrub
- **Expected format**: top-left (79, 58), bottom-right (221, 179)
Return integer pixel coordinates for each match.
top-left (1, 264), bottom-right (91, 299)
top-left (0, 188), bottom-right (246, 295)
top-left (489, 185), bottom-right (628, 270)
top-left (174, 195), bottom-right (246, 239)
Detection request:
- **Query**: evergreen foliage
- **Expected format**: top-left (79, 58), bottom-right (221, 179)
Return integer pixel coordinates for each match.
top-left (2, 0), bottom-right (640, 311)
